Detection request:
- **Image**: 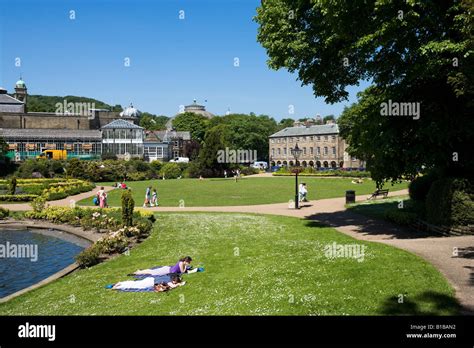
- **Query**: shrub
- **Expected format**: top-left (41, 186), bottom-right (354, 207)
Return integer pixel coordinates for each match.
top-left (96, 233), bottom-right (129, 254)
top-left (182, 162), bottom-right (202, 178)
top-left (75, 245), bottom-right (101, 268)
top-left (0, 207), bottom-right (9, 219)
top-left (30, 195), bottom-right (47, 212)
top-left (127, 171), bottom-right (148, 181)
top-left (150, 160), bottom-right (163, 173)
top-left (159, 162), bottom-right (182, 179)
top-left (9, 177), bottom-right (17, 195)
top-left (0, 194), bottom-right (39, 202)
top-left (121, 189), bottom-right (134, 226)
top-left (426, 178), bottom-right (474, 226)
top-left (384, 209), bottom-right (418, 226)
top-left (240, 166), bottom-right (259, 176)
top-left (409, 173), bottom-right (437, 202)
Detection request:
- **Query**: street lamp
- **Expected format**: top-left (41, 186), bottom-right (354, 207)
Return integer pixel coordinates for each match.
top-left (291, 143), bottom-right (303, 209)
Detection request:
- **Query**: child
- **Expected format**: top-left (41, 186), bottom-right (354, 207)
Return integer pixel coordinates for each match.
top-left (151, 189), bottom-right (158, 207)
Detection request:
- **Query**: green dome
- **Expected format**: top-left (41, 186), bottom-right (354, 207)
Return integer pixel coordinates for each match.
top-left (16, 79), bottom-right (26, 87)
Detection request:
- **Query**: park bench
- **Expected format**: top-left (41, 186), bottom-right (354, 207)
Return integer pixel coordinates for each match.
top-left (368, 189), bottom-right (389, 200)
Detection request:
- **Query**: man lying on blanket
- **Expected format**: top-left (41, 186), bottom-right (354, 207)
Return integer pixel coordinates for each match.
top-left (111, 274), bottom-right (185, 292)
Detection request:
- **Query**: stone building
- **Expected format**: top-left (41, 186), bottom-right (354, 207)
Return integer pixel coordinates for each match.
top-left (143, 130), bottom-right (191, 162)
top-left (269, 119), bottom-right (364, 169)
top-left (0, 79), bottom-right (142, 160)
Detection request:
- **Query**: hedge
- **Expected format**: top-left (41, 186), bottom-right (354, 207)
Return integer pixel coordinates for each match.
top-left (426, 178), bottom-right (474, 226)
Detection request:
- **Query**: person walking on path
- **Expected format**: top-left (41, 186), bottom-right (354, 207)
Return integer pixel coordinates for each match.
top-left (97, 186), bottom-right (108, 208)
top-left (143, 186), bottom-right (152, 207)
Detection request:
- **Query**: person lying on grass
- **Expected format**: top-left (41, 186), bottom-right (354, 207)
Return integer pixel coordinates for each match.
top-left (132, 256), bottom-right (197, 276)
top-left (111, 274), bottom-right (185, 292)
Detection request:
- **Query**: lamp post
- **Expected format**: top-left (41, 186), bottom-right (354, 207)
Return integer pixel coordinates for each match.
top-left (291, 143), bottom-right (303, 209)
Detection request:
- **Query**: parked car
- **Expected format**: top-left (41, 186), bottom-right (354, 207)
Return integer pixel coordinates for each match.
top-left (251, 161), bottom-right (268, 170)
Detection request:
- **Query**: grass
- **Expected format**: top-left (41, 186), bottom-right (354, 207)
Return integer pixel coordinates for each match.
top-left (0, 212), bottom-right (458, 315)
top-left (346, 196), bottom-right (410, 220)
top-left (78, 177), bottom-right (408, 207)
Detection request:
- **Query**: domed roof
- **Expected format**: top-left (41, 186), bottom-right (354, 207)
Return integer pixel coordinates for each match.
top-left (167, 100), bottom-right (214, 129)
top-left (15, 78), bottom-right (26, 88)
top-left (120, 103), bottom-right (141, 118)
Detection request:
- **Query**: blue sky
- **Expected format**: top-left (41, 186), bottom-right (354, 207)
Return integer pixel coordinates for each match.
top-left (0, 0), bottom-right (368, 120)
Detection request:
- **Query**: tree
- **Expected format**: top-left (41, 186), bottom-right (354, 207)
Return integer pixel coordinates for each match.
top-left (183, 139), bottom-right (201, 160)
top-left (139, 113), bottom-right (169, 130)
top-left (121, 189), bottom-right (134, 227)
top-left (172, 112), bottom-right (210, 142)
top-left (256, 0), bottom-right (474, 182)
top-left (208, 114), bottom-right (279, 161)
top-left (323, 115), bottom-right (336, 123)
top-left (278, 118), bottom-right (295, 129)
top-left (198, 124), bottom-right (232, 175)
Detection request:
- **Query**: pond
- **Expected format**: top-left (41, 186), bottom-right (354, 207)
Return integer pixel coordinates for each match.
top-left (0, 228), bottom-right (89, 298)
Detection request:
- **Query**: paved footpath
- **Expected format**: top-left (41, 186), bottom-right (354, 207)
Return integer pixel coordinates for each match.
top-left (2, 186), bottom-right (472, 313)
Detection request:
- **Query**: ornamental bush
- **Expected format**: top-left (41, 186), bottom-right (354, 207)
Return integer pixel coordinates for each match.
top-left (426, 178), bottom-right (474, 226)
top-left (0, 207), bottom-right (9, 219)
top-left (121, 189), bottom-right (134, 227)
top-left (159, 162), bottom-right (182, 179)
top-left (409, 173), bottom-right (437, 202)
top-left (8, 177), bottom-right (17, 195)
top-left (0, 194), bottom-right (39, 202)
top-left (384, 209), bottom-right (418, 226)
top-left (75, 245), bottom-right (101, 268)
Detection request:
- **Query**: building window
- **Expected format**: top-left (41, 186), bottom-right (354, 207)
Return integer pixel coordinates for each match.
top-left (332, 147), bottom-right (336, 156)
top-left (332, 135), bottom-right (336, 141)
top-left (317, 136), bottom-right (320, 141)
top-left (283, 148), bottom-right (287, 155)
top-left (303, 147), bottom-right (306, 155)
top-left (310, 136), bottom-right (313, 141)
top-left (310, 147), bottom-right (313, 155)
top-left (317, 147), bottom-right (320, 155)
top-left (277, 148), bottom-right (281, 155)
top-left (302, 136), bottom-right (306, 142)
top-left (324, 135), bottom-right (328, 141)
top-left (324, 146), bottom-right (328, 155)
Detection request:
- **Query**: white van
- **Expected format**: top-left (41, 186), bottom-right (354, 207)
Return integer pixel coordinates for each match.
top-left (251, 161), bottom-right (268, 170)
top-left (169, 157), bottom-right (190, 163)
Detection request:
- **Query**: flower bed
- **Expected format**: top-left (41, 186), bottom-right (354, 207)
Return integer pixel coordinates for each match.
top-left (24, 206), bottom-right (155, 267)
top-left (0, 179), bottom-right (95, 202)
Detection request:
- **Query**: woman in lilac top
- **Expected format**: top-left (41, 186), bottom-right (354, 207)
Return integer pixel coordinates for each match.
top-left (133, 256), bottom-right (193, 276)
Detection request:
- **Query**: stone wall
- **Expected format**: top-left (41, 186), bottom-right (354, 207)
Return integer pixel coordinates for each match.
top-left (0, 111), bottom-right (137, 130)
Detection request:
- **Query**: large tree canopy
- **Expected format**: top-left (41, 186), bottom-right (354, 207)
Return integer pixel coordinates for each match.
top-left (172, 112), bottom-right (210, 142)
top-left (208, 114), bottom-right (279, 161)
top-left (255, 0), bottom-right (474, 182)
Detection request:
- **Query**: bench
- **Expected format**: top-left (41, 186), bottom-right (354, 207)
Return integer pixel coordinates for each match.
top-left (368, 189), bottom-right (389, 200)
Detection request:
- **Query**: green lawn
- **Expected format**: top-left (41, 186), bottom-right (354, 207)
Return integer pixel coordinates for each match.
top-left (78, 177), bottom-right (408, 207)
top-left (346, 196), bottom-right (410, 220)
top-left (0, 212), bottom-right (458, 315)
